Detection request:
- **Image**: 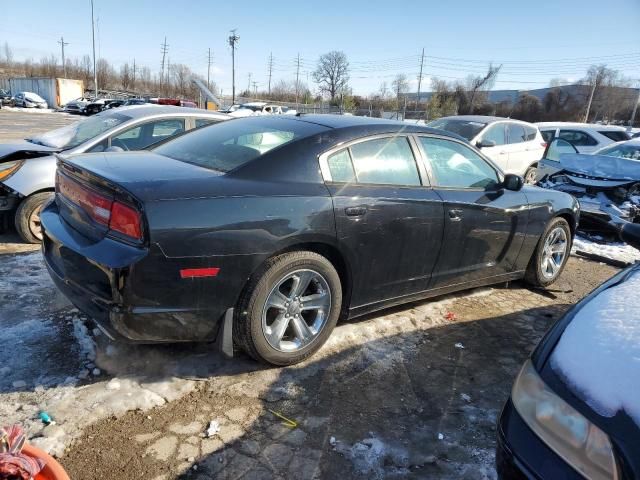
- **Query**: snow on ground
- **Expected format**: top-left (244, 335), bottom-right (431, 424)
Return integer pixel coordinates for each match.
top-left (2, 106), bottom-right (67, 115)
top-left (551, 270), bottom-right (640, 425)
top-left (572, 234), bottom-right (640, 264)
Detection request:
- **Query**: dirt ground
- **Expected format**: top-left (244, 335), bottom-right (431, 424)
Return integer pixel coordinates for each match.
top-left (0, 111), bottom-right (622, 479)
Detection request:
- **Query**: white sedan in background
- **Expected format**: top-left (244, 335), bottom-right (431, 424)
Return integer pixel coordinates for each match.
top-left (13, 92), bottom-right (48, 109)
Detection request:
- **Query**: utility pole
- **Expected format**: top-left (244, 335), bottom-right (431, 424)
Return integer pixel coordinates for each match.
top-left (295, 53), bottom-right (301, 107)
top-left (58, 36), bottom-right (69, 78)
top-left (228, 29), bottom-right (240, 104)
top-left (252, 81), bottom-right (258, 96)
top-left (416, 47), bottom-right (425, 111)
top-left (90, 0), bottom-right (98, 99)
top-left (132, 58), bottom-right (136, 92)
top-left (247, 72), bottom-right (252, 95)
top-left (267, 52), bottom-right (273, 96)
top-left (207, 48), bottom-right (213, 90)
top-left (160, 36), bottom-right (169, 92)
top-left (629, 82), bottom-right (640, 127)
top-left (584, 82), bottom-right (597, 123)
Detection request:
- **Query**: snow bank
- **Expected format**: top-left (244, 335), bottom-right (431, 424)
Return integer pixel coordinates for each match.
top-left (572, 235), bottom-right (640, 264)
top-left (2, 106), bottom-right (64, 114)
top-left (551, 270), bottom-right (640, 425)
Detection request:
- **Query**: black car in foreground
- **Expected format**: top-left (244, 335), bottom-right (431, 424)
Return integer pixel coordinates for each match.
top-left (498, 220), bottom-right (640, 480)
top-left (41, 115), bottom-right (579, 365)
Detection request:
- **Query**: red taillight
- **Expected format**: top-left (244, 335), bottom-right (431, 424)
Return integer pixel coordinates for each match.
top-left (541, 142), bottom-right (548, 148)
top-left (110, 201), bottom-right (142, 239)
top-left (57, 171), bottom-right (143, 241)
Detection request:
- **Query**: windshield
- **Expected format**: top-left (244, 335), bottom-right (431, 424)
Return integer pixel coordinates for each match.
top-left (153, 117), bottom-right (326, 173)
top-left (28, 112), bottom-right (131, 149)
top-left (25, 93), bottom-right (45, 102)
top-left (595, 142), bottom-right (640, 161)
top-left (239, 105), bottom-right (263, 112)
top-left (427, 119), bottom-right (487, 140)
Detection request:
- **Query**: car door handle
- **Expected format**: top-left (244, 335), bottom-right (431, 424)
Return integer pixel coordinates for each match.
top-left (345, 206), bottom-right (367, 217)
top-left (449, 209), bottom-right (463, 221)
top-left (498, 151), bottom-right (506, 155)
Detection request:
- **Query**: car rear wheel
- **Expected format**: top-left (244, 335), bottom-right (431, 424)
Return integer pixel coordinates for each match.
top-left (524, 166), bottom-right (537, 185)
top-left (525, 217), bottom-right (571, 287)
top-left (15, 192), bottom-right (53, 243)
top-left (234, 251), bottom-right (342, 366)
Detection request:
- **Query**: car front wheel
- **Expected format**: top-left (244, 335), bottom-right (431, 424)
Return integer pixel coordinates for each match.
top-left (15, 192), bottom-right (53, 243)
top-left (524, 166), bottom-right (537, 185)
top-left (234, 251), bottom-right (342, 366)
top-left (525, 217), bottom-right (571, 287)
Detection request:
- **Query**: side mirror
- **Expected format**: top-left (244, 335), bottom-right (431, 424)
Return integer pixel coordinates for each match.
top-left (503, 173), bottom-right (524, 191)
top-left (104, 146), bottom-right (124, 153)
top-left (476, 139), bottom-right (496, 148)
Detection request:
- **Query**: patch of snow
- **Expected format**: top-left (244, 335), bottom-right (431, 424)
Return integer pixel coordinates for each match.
top-left (2, 106), bottom-right (65, 114)
top-left (335, 436), bottom-right (410, 477)
top-left (438, 433), bottom-right (444, 440)
top-left (205, 420), bottom-right (220, 437)
top-left (572, 235), bottom-right (640, 264)
top-left (454, 342), bottom-right (465, 349)
top-left (551, 270), bottom-right (640, 425)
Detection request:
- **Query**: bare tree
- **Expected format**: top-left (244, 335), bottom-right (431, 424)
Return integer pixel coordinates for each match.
top-left (3, 42), bottom-right (13, 67)
top-left (120, 63), bottom-right (131, 90)
top-left (391, 74), bottom-right (409, 109)
top-left (313, 51), bottom-right (349, 103)
top-left (465, 63), bottom-right (502, 113)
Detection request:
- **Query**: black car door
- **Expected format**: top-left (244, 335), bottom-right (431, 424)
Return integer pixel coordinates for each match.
top-left (415, 135), bottom-right (529, 289)
top-left (320, 134), bottom-right (445, 309)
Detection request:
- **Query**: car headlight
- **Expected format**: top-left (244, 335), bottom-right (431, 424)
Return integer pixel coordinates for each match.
top-left (512, 360), bottom-right (618, 480)
top-left (0, 160), bottom-right (25, 181)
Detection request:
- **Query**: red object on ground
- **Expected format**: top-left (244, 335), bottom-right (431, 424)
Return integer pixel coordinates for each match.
top-left (22, 444), bottom-right (70, 480)
top-left (445, 311), bottom-right (456, 321)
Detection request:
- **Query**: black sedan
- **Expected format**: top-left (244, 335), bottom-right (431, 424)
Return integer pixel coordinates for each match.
top-left (498, 220), bottom-right (640, 480)
top-left (40, 115), bottom-right (579, 365)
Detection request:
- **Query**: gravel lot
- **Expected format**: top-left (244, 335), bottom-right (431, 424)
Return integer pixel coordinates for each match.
top-left (0, 110), bottom-right (622, 479)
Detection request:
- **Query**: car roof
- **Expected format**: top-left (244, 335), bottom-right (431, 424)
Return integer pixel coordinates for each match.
top-left (268, 114), bottom-right (467, 140)
top-left (102, 105), bottom-right (230, 119)
top-left (434, 115), bottom-right (507, 124)
top-left (536, 122), bottom-right (627, 131)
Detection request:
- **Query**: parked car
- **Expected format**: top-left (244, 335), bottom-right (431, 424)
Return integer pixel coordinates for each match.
top-left (536, 122), bottom-right (631, 153)
top-left (84, 98), bottom-right (120, 115)
top-left (63, 97), bottom-right (92, 114)
top-left (41, 115), bottom-right (578, 366)
top-left (427, 115), bottom-right (546, 183)
top-left (228, 102), bottom-right (286, 117)
top-left (122, 98), bottom-right (148, 107)
top-left (497, 218), bottom-right (640, 480)
top-left (13, 92), bottom-right (48, 109)
top-left (0, 89), bottom-right (13, 106)
top-left (0, 106), bottom-right (229, 242)
top-left (537, 138), bottom-right (640, 231)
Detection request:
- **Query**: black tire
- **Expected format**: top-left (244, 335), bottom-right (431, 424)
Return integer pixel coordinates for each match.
top-left (525, 217), bottom-right (572, 287)
top-left (234, 251), bottom-right (342, 366)
top-left (15, 192), bottom-right (54, 243)
top-left (524, 166), bottom-right (538, 185)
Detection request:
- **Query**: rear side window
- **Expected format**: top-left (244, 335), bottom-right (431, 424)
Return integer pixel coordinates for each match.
top-left (598, 131), bottom-right (630, 142)
top-left (327, 149), bottom-right (356, 183)
top-left (558, 130), bottom-right (598, 146)
top-left (540, 130), bottom-right (555, 143)
top-left (349, 137), bottom-right (420, 186)
top-left (195, 118), bottom-right (218, 128)
top-left (151, 119), bottom-right (184, 139)
top-left (153, 117), bottom-right (326, 173)
top-left (507, 123), bottom-right (526, 144)
top-left (524, 125), bottom-right (538, 141)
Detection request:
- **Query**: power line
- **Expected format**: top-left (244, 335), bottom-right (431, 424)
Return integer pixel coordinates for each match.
top-left (228, 29), bottom-right (239, 103)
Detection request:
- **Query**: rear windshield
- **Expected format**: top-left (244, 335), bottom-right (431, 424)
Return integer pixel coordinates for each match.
top-left (153, 117), bottom-right (326, 173)
top-left (599, 130), bottom-right (631, 142)
top-left (27, 112), bottom-right (131, 149)
top-left (427, 119), bottom-right (486, 140)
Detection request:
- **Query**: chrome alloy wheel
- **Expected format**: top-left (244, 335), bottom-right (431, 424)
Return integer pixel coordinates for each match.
top-left (261, 269), bottom-right (332, 352)
top-left (541, 227), bottom-right (568, 280)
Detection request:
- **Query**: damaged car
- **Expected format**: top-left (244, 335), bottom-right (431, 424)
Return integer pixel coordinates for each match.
top-left (537, 138), bottom-right (640, 232)
top-left (0, 106), bottom-right (229, 242)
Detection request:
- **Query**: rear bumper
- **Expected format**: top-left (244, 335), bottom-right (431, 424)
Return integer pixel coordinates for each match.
top-left (41, 200), bottom-right (232, 343)
top-left (496, 399), bottom-right (584, 480)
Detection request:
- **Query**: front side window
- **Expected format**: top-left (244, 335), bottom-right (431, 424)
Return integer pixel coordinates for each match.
top-left (507, 123), bottom-right (527, 144)
top-left (481, 124), bottom-right (506, 145)
top-left (558, 130), bottom-right (598, 146)
top-left (541, 130), bottom-right (555, 143)
top-left (195, 118), bottom-right (218, 128)
top-left (420, 137), bottom-right (499, 189)
top-left (348, 137), bottom-right (421, 186)
top-left (111, 118), bottom-right (185, 150)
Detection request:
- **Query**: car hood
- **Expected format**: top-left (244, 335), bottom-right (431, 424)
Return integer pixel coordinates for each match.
top-left (559, 153), bottom-right (640, 182)
top-left (0, 142), bottom-right (59, 163)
